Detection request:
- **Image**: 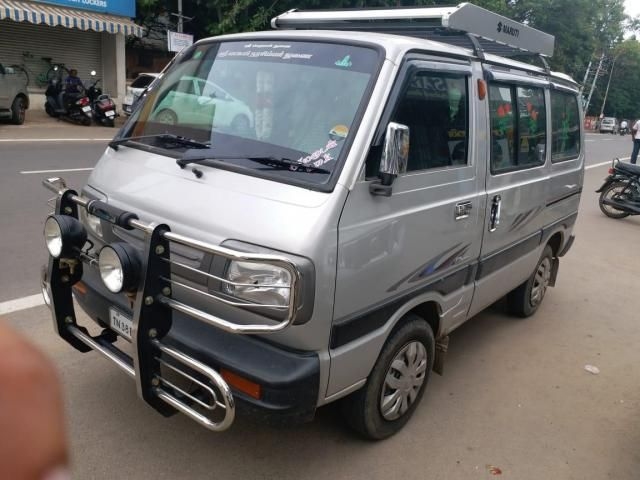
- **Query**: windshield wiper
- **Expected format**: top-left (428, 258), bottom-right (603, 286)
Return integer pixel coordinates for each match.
top-left (109, 134), bottom-right (210, 151)
top-left (177, 152), bottom-right (331, 174)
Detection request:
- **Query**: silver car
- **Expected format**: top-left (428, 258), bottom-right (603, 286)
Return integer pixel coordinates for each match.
top-left (41, 3), bottom-right (583, 440)
top-left (0, 63), bottom-right (29, 124)
top-left (122, 73), bottom-right (160, 115)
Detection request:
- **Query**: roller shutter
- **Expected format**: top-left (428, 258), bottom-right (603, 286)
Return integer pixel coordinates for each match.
top-left (0, 19), bottom-right (102, 90)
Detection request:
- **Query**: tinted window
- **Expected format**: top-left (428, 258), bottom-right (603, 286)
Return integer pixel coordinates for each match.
top-left (490, 84), bottom-right (547, 173)
top-left (390, 71), bottom-right (469, 172)
top-left (550, 91), bottom-right (581, 162)
top-left (131, 75), bottom-right (156, 89)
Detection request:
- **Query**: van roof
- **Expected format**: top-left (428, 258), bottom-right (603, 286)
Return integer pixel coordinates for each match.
top-left (206, 29), bottom-right (578, 88)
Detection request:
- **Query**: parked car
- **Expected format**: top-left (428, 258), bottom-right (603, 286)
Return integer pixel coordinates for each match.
top-left (151, 76), bottom-right (253, 131)
top-left (0, 63), bottom-right (29, 124)
top-left (599, 116), bottom-right (618, 134)
top-left (122, 73), bottom-right (160, 115)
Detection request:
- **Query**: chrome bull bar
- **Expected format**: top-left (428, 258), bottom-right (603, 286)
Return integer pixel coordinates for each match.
top-left (42, 177), bottom-right (302, 431)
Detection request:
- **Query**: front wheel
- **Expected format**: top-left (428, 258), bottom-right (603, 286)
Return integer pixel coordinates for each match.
top-left (341, 315), bottom-right (434, 440)
top-left (599, 182), bottom-right (631, 219)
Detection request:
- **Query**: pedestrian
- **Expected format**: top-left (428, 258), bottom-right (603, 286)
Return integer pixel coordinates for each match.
top-left (0, 321), bottom-right (69, 480)
top-left (631, 119), bottom-right (640, 164)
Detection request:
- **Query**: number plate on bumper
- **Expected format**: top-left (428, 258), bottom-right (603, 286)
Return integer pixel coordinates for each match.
top-left (109, 308), bottom-right (132, 341)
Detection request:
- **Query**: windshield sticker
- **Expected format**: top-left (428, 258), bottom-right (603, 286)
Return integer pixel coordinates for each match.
top-left (298, 139), bottom-right (339, 168)
top-left (335, 55), bottom-right (353, 68)
top-left (219, 44), bottom-right (313, 61)
top-left (329, 124), bottom-right (349, 141)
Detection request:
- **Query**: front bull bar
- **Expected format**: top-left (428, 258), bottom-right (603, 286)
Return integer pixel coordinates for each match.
top-left (42, 177), bottom-right (302, 432)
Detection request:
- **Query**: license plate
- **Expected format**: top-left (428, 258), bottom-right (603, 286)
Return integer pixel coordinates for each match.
top-left (105, 110), bottom-right (115, 117)
top-left (82, 106), bottom-right (91, 112)
top-left (109, 308), bottom-right (133, 341)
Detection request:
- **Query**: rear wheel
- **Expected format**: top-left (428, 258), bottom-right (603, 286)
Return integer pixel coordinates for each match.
top-left (341, 315), bottom-right (434, 440)
top-left (507, 245), bottom-right (553, 318)
top-left (599, 182), bottom-right (631, 219)
top-left (231, 114), bottom-right (251, 133)
top-left (81, 116), bottom-right (91, 126)
top-left (10, 96), bottom-right (26, 125)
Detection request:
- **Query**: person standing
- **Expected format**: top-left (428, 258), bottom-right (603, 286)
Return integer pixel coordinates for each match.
top-left (631, 119), bottom-right (640, 164)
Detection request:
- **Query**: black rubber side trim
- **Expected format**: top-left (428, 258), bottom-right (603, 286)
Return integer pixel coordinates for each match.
top-left (558, 235), bottom-right (575, 257)
top-left (476, 231), bottom-right (542, 280)
top-left (86, 200), bottom-right (138, 230)
top-left (546, 188), bottom-right (582, 208)
top-left (330, 264), bottom-right (473, 349)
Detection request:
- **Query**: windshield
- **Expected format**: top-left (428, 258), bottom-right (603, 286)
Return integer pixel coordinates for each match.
top-left (122, 40), bottom-right (381, 187)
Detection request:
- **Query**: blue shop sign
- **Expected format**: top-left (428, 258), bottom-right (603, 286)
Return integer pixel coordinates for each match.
top-left (33, 0), bottom-right (135, 17)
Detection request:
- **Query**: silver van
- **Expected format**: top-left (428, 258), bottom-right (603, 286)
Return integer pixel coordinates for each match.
top-left (42, 4), bottom-right (584, 440)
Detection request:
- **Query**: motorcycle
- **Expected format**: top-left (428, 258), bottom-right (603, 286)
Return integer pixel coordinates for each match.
top-left (596, 157), bottom-right (640, 219)
top-left (619, 125), bottom-right (629, 136)
top-left (44, 73), bottom-right (92, 126)
top-left (87, 70), bottom-right (117, 127)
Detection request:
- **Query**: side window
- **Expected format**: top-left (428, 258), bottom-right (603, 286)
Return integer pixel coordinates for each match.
top-left (390, 71), bottom-right (469, 172)
top-left (489, 83), bottom-right (547, 173)
top-left (550, 91), bottom-right (581, 162)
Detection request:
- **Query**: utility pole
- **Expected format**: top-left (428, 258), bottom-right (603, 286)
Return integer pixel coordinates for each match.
top-left (580, 59), bottom-right (592, 95)
top-left (584, 52), bottom-right (605, 115)
top-left (600, 53), bottom-right (620, 118)
top-left (177, 0), bottom-right (183, 33)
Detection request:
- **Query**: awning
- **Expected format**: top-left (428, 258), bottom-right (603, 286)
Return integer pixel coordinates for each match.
top-left (0, 0), bottom-right (143, 36)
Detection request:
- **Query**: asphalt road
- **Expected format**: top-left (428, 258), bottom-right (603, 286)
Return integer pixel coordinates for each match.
top-left (0, 131), bottom-right (634, 303)
top-left (1, 131), bottom-right (639, 479)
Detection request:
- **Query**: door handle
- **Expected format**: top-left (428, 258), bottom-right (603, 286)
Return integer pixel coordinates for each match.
top-left (489, 194), bottom-right (502, 232)
top-left (455, 201), bottom-right (473, 220)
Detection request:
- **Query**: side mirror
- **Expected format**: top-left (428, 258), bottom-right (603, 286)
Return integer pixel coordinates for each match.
top-left (370, 122), bottom-right (410, 197)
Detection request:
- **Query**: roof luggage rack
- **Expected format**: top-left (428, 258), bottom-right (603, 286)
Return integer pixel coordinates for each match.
top-left (271, 3), bottom-right (555, 61)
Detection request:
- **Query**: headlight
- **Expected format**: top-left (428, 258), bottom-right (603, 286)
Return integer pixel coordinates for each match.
top-left (44, 215), bottom-right (87, 258)
top-left (98, 243), bottom-right (141, 293)
top-left (223, 261), bottom-right (292, 307)
top-left (79, 207), bottom-right (103, 238)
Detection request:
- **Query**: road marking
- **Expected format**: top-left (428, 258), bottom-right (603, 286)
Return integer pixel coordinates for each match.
top-left (585, 157), bottom-right (630, 170)
top-left (0, 294), bottom-right (44, 315)
top-left (20, 167), bottom-right (94, 174)
top-left (0, 138), bottom-right (111, 143)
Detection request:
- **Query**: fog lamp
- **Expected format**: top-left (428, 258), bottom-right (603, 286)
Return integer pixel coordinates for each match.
top-left (98, 243), bottom-right (142, 293)
top-left (44, 215), bottom-right (87, 258)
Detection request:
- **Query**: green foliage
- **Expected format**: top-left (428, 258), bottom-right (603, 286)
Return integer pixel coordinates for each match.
top-left (135, 0), bottom-right (640, 118)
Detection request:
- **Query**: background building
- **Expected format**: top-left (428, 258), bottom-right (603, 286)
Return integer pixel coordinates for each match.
top-left (0, 0), bottom-right (141, 108)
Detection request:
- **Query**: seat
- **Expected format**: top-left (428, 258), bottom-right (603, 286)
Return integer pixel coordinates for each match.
top-left (616, 161), bottom-right (640, 177)
top-left (394, 98), bottom-right (451, 171)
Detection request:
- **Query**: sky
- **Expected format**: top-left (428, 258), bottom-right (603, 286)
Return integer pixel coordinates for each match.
top-left (625, 0), bottom-right (640, 18)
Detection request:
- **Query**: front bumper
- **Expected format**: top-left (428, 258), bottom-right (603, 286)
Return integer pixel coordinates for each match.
top-left (41, 177), bottom-right (316, 431)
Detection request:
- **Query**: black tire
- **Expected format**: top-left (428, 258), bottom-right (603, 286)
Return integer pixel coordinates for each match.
top-left (10, 96), bottom-right (26, 125)
top-left (341, 315), bottom-right (435, 440)
top-left (507, 245), bottom-right (553, 318)
top-left (599, 182), bottom-right (631, 219)
top-left (45, 102), bottom-right (57, 118)
top-left (106, 119), bottom-right (115, 127)
top-left (81, 116), bottom-right (91, 126)
top-left (155, 108), bottom-right (177, 125)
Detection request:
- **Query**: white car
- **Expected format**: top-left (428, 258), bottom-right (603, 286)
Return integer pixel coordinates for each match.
top-left (122, 73), bottom-right (160, 115)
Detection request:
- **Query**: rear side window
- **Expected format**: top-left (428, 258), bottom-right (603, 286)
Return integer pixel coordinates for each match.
top-left (550, 91), bottom-right (581, 162)
top-left (390, 71), bottom-right (469, 172)
top-left (489, 84), bottom-right (547, 174)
